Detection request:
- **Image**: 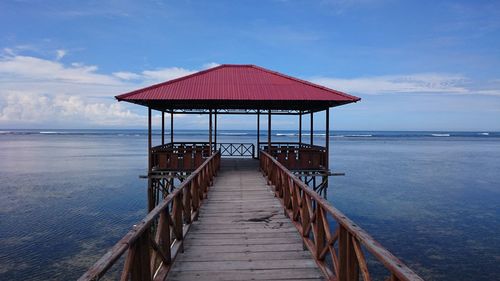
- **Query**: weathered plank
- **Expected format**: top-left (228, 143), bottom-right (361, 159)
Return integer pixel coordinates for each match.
top-left (167, 268), bottom-right (324, 281)
top-left (165, 158), bottom-right (324, 281)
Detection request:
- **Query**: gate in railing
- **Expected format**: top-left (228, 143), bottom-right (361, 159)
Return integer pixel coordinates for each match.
top-left (217, 143), bottom-right (255, 157)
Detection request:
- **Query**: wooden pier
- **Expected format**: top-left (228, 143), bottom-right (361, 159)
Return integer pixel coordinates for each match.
top-left (167, 158), bottom-right (324, 281)
top-left (79, 64), bottom-right (424, 280)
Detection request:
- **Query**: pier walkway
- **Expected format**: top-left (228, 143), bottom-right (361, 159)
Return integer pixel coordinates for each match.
top-left (167, 158), bottom-right (324, 281)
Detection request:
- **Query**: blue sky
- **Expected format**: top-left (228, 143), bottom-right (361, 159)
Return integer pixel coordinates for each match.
top-left (0, 0), bottom-right (499, 131)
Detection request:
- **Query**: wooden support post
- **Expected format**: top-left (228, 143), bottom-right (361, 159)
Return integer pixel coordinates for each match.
top-left (148, 108), bottom-right (152, 171)
top-left (310, 111), bottom-right (314, 145)
top-left (170, 112), bottom-right (174, 144)
top-left (325, 108), bottom-right (329, 169)
top-left (267, 110), bottom-right (271, 152)
top-left (161, 111), bottom-right (165, 145)
top-left (209, 109), bottom-right (213, 155)
top-left (130, 231), bottom-right (152, 281)
top-left (214, 110), bottom-right (217, 151)
top-left (299, 111), bottom-right (302, 145)
top-left (257, 109), bottom-right (260, 158)
top-left (338, 225), bottom-right (359, 281)
top-left (147, 108), bottom-right (154, 212)
top-left (172, 194), bottom-right (183, 252)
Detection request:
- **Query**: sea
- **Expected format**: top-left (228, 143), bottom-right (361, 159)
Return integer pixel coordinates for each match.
top-left (0, 129), bottom-right (499, 280)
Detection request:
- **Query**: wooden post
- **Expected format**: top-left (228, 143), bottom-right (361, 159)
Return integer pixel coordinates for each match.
top-left (147, 108), bottom-right (154, 212)
top-left (161, 111), bottom-right (165, 145)
top-left (299, 111), bottom-right (302, 145)
top-left (131, 232), bottom-right (152, 281)
top-left (267, 110), bottom-right (271, 152)
top-left (148, 108), bottom-right (152, 171)
top-left (325, 108), bottom-right (329, 169)
top-left (338, 226), bottom-right (359, 281)
top-left (209, 109), bottom-right (213, 155)
top-left (170, 112), bottom-right (174, 143)
top-left (310, 111), bottom-right (314, 145)
top-left (257, 109), bottom-right (260, 158)
top-left (214, 110), bottom-right (217, 151)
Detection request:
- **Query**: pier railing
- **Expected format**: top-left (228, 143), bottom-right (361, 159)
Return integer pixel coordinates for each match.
top-left (78, 151), bottom-right (221, 281)
top-left (259, 142), bottom-right (327, 170)
top-left (260, 151), bottom-right (423, 281)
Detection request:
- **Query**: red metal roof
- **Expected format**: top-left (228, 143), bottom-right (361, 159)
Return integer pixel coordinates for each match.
top-left (116, 64), bottom-right (360, 111)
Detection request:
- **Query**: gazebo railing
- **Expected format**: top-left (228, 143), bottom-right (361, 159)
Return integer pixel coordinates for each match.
top-left (260, 151), bottom-right (423, 281)
top-left (259, 142), bottom-right (327, 170)
top-left (78, 151), bottom-right (221, 281)
top-left (151, 142), bottom-right (211, 171)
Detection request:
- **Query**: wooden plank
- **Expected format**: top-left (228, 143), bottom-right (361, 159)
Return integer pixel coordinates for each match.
top-left (167, 268), bottom-right (324, 281)
top-left (184, 237), bottom-right (303, 246)
top-left (176, 251), bottom-right (313, 262)
top-left (182, 243), bottom-right (304, 253)
top-left (170, 259), bottom-right (318, 271)
top-left (186, 232), bottom-right (300, 239)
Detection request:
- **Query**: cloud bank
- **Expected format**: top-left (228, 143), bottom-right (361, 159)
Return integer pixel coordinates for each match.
top-left (0, 50), bottom-right (498, 128)
top-left (0, 51), bottom-right (202, 128)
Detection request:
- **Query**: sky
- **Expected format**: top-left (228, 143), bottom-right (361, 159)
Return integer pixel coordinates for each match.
top-left (0, 0), bottom-right (499, 131)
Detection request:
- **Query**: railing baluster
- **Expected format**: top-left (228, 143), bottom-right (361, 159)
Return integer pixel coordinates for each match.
top-left (172, 194), bottom-right (183, 250)
top-left (314, 207), bottom-right (326, 261)
top-left (183, 183), bottom-right (192, 224)
top-left (120, 247), bottom-right (135, 281)
top-left (352, 236), bottom-right (372, 281)
top-left (131, 231), bottom-right (152, 281)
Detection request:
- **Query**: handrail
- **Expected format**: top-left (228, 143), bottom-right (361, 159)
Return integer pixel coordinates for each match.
top-left (78, 151), bottom-right (221, 281)
top-left (260, 151), bottom-right (423, 281)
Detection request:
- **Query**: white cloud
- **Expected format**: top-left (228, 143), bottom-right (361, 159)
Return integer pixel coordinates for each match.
top-left (202, 62), bottom-right (220, 69)
top-left (0, 55), bottom-right (120, 86)
top-left (0, 92), bottom-right (145, 127)
top-left (0, 52), bottom-right (217, 127)
top-left (312, 73), bottom-right (471, 95)
top-left (55, 49), bottom-right (67, 60)
top-left (113, 67), bottom-right (195, 84)
top-left (141, 67), bottom-right (195, 83)
top-left (112, 71), bottom-right (142, 80)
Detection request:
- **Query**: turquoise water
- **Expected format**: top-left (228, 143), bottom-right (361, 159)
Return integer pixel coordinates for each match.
top-left (0, 130), bottom-right (499, 280)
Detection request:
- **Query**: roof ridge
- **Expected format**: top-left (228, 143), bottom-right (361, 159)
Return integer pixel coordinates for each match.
top-left (248, 65), bottom-right (360, 101)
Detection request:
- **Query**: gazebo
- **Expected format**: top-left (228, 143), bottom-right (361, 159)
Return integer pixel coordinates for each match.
top-left (79, 64), bottom-right (424, 281)
top-left (116, 64), bottom-right (360, 211)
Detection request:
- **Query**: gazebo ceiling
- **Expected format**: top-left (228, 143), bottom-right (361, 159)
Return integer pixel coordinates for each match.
top-left (116, 64), bottom-right (360, 114)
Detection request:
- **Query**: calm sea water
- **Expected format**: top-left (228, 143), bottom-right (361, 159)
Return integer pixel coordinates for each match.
top-left (0, 129), bottom-right (499, 280)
